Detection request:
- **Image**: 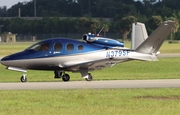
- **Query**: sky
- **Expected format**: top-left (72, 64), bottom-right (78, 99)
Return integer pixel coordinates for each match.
top-left (0, 0), bottom-right (31, 9)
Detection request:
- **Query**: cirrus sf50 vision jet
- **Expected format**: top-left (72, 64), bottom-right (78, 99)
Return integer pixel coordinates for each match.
top-left (0, 20), bottom-right (175, 82)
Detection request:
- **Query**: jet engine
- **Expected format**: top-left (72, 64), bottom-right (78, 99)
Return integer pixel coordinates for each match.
top-left (82, 34), bottom-right (124, 47)
top-left (82, 34), bottom-right (97, 42)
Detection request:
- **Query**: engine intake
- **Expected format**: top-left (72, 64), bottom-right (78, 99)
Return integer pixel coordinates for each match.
top-left (82, 34), bottom-right (96, 42)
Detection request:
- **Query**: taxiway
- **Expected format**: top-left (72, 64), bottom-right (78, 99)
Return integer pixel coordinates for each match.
top-left (0, 79), bottom-right (180, 90)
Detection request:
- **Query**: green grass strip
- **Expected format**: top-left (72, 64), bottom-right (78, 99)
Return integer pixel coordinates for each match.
top-left (0, 89), bottom-right (180, 115)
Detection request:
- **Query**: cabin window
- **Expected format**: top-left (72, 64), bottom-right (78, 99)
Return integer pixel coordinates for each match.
top-left (39, 43), bottom-right (50, 51)
top-left (78, 44), bottom-right (83, 51)
top-left (27, 44), bottom-right (41, 51)
top-left (27, 43), bottom-right (49, 51)
top-left (54, 43), bottom-right (62, 51)
top-left (66, 43), bottom-right (74, 51)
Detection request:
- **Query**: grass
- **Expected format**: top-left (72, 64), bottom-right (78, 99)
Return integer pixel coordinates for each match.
top-left (0, 42), bottom-right (33, 56)
top-left (159, 41), bottom-right (180, 53)
top-left (0, 89), bottom-right (180, 115)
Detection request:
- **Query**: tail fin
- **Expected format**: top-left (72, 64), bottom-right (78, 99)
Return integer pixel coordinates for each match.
top-left (131, 22), bottom-right (148, 50)
top-left (135, 20), bottom-right (175, 54)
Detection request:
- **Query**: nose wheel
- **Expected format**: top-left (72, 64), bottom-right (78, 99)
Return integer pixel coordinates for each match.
top-left (20, 74), bottom-right (27, 82)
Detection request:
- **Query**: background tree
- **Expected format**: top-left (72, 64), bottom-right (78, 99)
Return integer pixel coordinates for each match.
top-left (41, 17), bottom-right (52, 33)
top-left (0, 6), bottom-right (7, 17)
top-left (90, 19), bottom-right (100, 34)
top-left (102, 23), bottom-right (109, 36)
top-left (166, 17), bottom-right (179, 41)
top-left (76, 17), bottom-right (91, 33)
top-left (147, 15), bottom-right (163, 34)
top-left (119, 16), bottom-right (137, 40)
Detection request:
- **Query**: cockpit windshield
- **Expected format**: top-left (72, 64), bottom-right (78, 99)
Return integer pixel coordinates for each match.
top-left (26, 43), bottom-right (50, 51)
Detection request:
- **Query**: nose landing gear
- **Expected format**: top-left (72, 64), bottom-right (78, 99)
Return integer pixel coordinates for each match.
top-left (20, 74), bottom-right (27, 82)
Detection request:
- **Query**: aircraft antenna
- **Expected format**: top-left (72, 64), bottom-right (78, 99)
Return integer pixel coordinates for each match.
top-left (97, 27), bottom-right (104, 36)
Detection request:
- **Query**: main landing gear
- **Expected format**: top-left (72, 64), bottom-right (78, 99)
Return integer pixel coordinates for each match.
top-left (54, 70), bottom-right (93, 82)
top-left (79, 68), bottom-right (93, 81)
top-left (85, 73), bottom-right (93, 81)
top-left (54, 70), bottom-right (70, 82)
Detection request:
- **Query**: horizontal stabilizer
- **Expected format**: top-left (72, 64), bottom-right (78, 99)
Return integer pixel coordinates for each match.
top-left (128, 52), bottom-right (158, 61)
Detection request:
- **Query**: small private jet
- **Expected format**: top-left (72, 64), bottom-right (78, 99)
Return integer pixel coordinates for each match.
top-left (0, 20), bottom-right (175, 82)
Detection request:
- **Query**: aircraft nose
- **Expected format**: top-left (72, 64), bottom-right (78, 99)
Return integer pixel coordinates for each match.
top-left (1, 56), bottom-right (9, 61)
top-left (0, 56), bottom-right (10, 66)
top-left (0, 57), bottom-right (4, 65)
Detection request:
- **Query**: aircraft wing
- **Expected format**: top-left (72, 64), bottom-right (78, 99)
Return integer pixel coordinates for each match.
top-left (62, 59), bottom-right (126, 72)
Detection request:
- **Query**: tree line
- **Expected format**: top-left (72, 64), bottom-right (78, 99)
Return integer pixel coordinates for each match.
top-left (0, 0), bottom-right (180, 40)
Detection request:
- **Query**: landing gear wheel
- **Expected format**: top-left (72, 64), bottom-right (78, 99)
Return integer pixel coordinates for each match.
top-left (85, 73), bottom-right (93, 81)
top-left (62, 74), bottom-right (70, 82)
top-left (20, 75), bottom-right (27, 82)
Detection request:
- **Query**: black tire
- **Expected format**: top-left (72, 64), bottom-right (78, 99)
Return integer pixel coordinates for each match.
top-left (62, 74), bottom-right (70, 82)
top-left (20, 76), bottom-right (27, 82)
top-left (85, 73), bottom-right (93, 81)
